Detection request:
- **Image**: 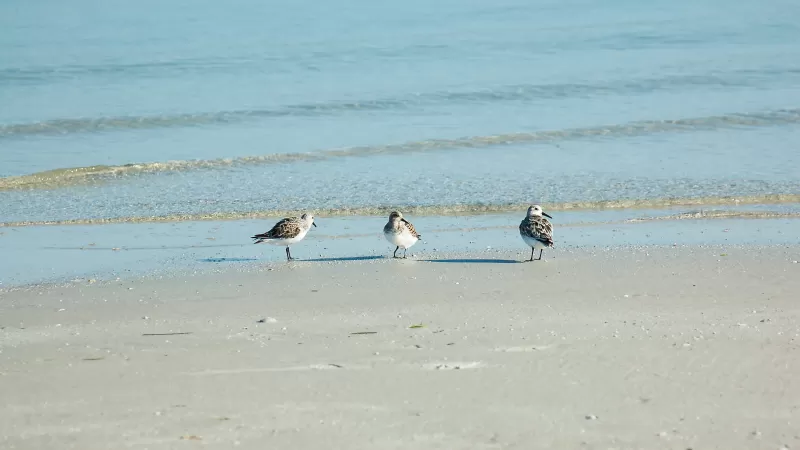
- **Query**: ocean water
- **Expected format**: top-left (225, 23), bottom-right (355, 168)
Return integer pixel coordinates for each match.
top-left (3, 0), bottom-right (800, 223)
top-left (1, 0), bottom-right (800, 284)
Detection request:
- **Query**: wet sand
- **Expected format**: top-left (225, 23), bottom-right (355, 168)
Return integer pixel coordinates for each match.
top-left (1, 246), bottom-right (799, 449)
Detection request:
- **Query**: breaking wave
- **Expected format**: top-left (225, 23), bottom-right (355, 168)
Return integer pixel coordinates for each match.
top-left (2, 108), bottom-right (799, 191)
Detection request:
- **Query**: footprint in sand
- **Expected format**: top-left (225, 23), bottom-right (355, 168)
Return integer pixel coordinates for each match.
top-left (494, 345), bottom-right (552, 352)
top-left (423, 361), bottom-right (485, 370)
top-left (188, 363), bottom-right (362, 376)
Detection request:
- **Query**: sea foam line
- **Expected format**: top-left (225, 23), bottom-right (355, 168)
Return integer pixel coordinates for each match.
top-left (2, 195), bottom-right (799, 227)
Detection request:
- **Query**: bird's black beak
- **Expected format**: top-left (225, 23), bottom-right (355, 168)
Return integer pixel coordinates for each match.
top-left (543, 212), bottom-right (553, 219)
top-left (312, 221), bottom-right (317, 227)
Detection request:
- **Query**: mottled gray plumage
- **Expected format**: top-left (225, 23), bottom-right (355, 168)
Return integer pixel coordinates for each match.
top-left (383, 211), bottom-right (421, 258)
top-left (251, 213), bottom-right (316, 261)
top-left (383, 212), bottom-right (421, 238)
top-left (252, 217), bottom-right (304, 242)
top-left (519, 205), bottom-right (553, 261)
top-left (519, 216), bottom-right (553, 246)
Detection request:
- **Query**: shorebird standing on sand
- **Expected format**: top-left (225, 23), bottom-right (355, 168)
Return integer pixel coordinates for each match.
top-left (519, 205), bottom-right (554, 262)
top-left (252, 213), bottom-right (316, 261)
top-left (383, 211), bottom-right (421, 259)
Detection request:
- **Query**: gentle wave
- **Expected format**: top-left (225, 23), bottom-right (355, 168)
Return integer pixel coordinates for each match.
top-left (2, 68), bottom-right (799, 138)
top-left (6, 48), bottom-right (796, 83)
top-left (2, 108), bottom-right (799, 191)
top-left (0, 56), bottom-right (255, 83)
top-left (2, 195), bottom-right (799, 227)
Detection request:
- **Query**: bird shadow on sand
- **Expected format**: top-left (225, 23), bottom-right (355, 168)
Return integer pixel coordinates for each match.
top-left (306, 255), bottom-right (385, 262)
top-left (423, 258), bottom-right (521, 264)
top-left (199, 257), bottom-right (258, 263)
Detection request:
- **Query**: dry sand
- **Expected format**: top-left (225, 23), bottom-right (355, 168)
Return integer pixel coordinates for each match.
top-left (1, 246), bottom-right (799, 449)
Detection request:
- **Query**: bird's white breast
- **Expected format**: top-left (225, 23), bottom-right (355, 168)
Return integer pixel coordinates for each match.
top-left (384, 229), bottom-right (418, 249)
top-left (521, 234), bottom-right (547, 250)
top-left (266, 227), bottom-right (309, 246)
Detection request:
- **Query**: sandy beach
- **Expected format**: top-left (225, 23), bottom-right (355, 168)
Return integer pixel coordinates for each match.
top-left (1, 245), bottom-right (798, 449)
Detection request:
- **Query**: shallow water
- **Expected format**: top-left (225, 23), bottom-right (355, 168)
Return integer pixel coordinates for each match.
top-left (2, 208), bottom-right (799, 288)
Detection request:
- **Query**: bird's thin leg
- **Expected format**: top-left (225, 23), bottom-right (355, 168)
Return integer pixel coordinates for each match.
top-left (528, 247), bottom-right (535, 262)
top-left (393, 246), bottom-right (399, 258)
top-left (286, 247), bottom-right (294, 261)
top-left (403, 248), bottom-right (408, 259)
top-left (536, 249), bottom-right (543, 261)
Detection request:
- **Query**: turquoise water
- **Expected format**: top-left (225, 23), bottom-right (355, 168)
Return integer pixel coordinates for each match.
top-left (3, 0), bottom-right (800, 220)
top-left (1, 0), bottom-right (800, 284)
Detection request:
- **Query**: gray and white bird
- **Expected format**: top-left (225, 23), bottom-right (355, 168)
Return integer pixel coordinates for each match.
top-left (383, 211), bottom-right (421, 259)
top-left (519, 205), bottom-right (553, 262)
top-left (252, 213), bottom-right (316, 261)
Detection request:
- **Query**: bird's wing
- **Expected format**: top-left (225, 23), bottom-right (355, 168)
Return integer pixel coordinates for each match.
top-left (401, 218), bottom-right (421, 239)
top-left (520, 217), bottom-right (553, 246)
top-left (252, 217), bottom-right (301, 240)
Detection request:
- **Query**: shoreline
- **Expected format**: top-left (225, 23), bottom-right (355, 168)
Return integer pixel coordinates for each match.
top-left (2, 210), bottom-right (800, 289)
top-left (3, 196), bottom-right (800, 227)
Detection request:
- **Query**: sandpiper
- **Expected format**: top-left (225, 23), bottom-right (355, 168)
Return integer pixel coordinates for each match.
top-left (519, 205), bottom-right (553, 261)
top-left (252, 213), bottom-right (316, 261)
top-left (383, 211), bottom-right (421, 259)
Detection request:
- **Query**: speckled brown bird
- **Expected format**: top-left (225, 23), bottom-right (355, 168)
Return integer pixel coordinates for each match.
top-left (252, 213), bottom-right (316, 261)
top-left (383, 211), bottom-right (421, 259)
top-left (519, 205), bottom-right (553, 262)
